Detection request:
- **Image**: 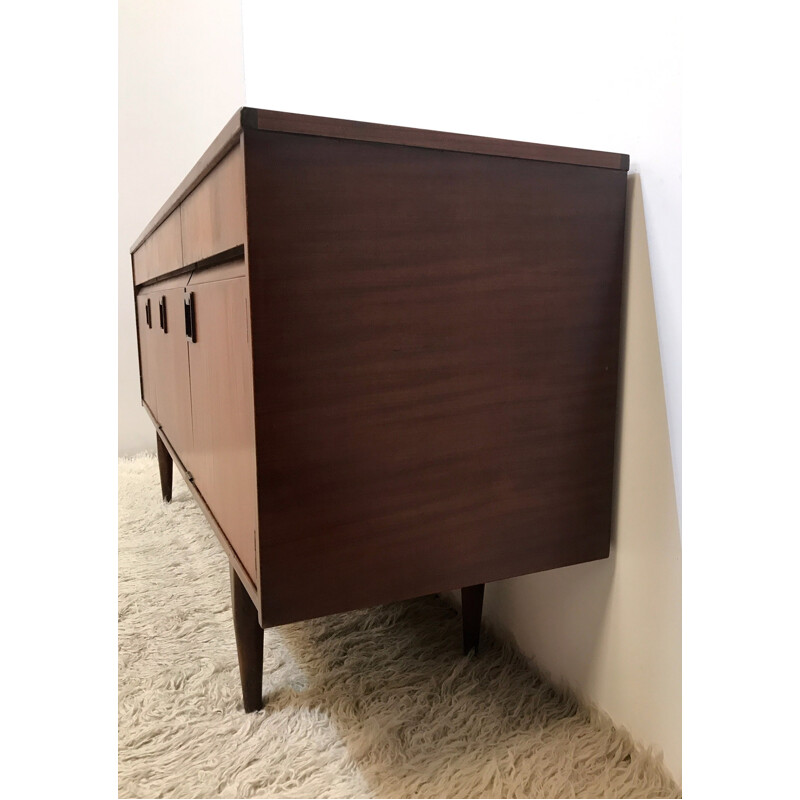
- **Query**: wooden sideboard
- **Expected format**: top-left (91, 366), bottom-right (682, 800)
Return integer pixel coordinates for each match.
top-left (131, 108), bottom-right (629, 712)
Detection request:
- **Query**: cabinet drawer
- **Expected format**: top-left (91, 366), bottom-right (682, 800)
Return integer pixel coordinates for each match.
top-left (180, 143), bottom-right (246, 265)
top-left (132, 208), bottom-right (183, 285)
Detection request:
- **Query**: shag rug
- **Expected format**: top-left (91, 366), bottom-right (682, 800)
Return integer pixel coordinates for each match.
top-left (119, 454), bottom-right (680, 799)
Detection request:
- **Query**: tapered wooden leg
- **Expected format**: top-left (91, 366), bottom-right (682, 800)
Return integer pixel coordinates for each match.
top-left (461, 583), bottom-right (485, 654)
top-left (230, 566), bottom-right (264, 712)
top-left (156, 434), bottom-right (173, 502)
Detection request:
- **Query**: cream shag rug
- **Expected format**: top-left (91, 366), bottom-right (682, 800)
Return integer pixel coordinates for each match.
top-left (119, 454), bottom-right (680, 799)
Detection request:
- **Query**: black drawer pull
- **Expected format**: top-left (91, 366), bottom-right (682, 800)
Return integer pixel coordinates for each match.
top-left (159, 296), bottom-right (167, 333)
top-left (145, 297), bottom-right (152, 328)
top-left (184, 292), bottom-right (196, 343)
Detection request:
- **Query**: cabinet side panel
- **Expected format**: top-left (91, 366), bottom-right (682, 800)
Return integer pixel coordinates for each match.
top-left (245, 130), bottom-right (628, 626)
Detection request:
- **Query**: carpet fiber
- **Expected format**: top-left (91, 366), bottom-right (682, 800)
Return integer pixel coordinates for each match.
top-left (119, 454), bottom-right (680, 799)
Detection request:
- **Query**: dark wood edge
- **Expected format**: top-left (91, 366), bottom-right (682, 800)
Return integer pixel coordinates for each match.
top-left (130, 108), bottom-right (245, 253)
top-left (145, 409), bottom-right (262, 621)
top-left (136, 272), bottom-right (191, 294)
top-left (187, 258), bottom-right (246, 286)
top-left (239, 129), bottom-right (264, 619)
top-left (131, 107), bottom-right (629, 256)
top-left (142, 397), bottom-right (156, 421)
top-left (242, 127), bottom-right (268, 609)
top-left (132, 253), bottom-right (144, 403)
top-left (133, 245), bottom-right (246, 290)
top-left (250, 108), bottom-right (630, 171)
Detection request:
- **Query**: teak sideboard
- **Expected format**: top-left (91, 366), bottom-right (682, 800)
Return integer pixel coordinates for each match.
top-left (131, 107), bottom-right (629, 712)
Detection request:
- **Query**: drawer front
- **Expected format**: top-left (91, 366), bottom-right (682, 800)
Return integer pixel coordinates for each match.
top-left (132, 208), bottom-right (183, 285)
top-left (180, 143), bottom-right (246, 265)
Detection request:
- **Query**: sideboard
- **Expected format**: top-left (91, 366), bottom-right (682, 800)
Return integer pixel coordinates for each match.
top-left (131, 107), bottom-right (629, 711)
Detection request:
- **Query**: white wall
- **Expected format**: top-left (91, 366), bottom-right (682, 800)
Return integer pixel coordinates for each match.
top-left (119, 0), bottom-right (245, 456)
top-left (241, 0), bottom-right (682, 782)
top-left (479, 175), bottom-right (682, 779)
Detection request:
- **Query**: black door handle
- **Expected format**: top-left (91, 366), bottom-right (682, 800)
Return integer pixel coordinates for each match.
top-left (145, 297), bottom-right (152, 328)
top-left (184, 292), bottom-right (196, 343)
top-left (159, 296), bottom-right (167, 333)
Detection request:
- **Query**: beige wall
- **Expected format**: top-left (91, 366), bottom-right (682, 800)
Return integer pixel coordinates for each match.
top-left (470, 175), bottom-right (682, 781)
top-left (119, 0), bottom-right (245, 456)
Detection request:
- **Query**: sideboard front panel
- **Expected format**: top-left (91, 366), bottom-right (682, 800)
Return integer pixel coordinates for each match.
top-left (180, 144), bottom-right (246, 266)
top-left (151, 285), bottom-right (195, 462)
top-left (135, 290), bottom-right (160, 419)
top-left (132, 208), bottom-right (183, 285)
top-left (186, 264), bottom-right (258, 583)
top-left (245, 130), bottom-right (628, 626)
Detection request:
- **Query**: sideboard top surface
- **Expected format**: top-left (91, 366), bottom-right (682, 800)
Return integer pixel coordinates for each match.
top-left (130, 107), bottom-right (630, 253)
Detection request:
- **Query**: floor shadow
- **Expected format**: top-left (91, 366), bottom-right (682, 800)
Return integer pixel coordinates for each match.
top-left (264, 594), bottom-right (680, 799)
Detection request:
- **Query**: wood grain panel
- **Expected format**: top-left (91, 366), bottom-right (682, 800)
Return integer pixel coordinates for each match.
top-left (244, 130), bottom-right (628, 627)
top-left (132, 208), bottom-right (183, 285)
top-left (180, 143), bottom-right (246, 266)
top-left (131, 109), bottom-right (243, 253)
top-left (189, 260), bottom-right (247, 284)
top-left (186, 266), bottom-right (258, 583)
top-left (130, 107), bottom-right (628, 255)
top-left (148, 414), bottom-right (260, 614)
top-left (135, 290), bottom-right (159, 419)
top-left (152, 286), bottom-right (194, 463)
top-left (252, 108), bottom-right (630, 171)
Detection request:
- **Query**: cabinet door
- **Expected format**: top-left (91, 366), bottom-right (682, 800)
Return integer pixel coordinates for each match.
top-left (186, 266), bottom-right (257, 582)
top-left (152, 287), bottom-right (194, 461)
top-left (136, 291), bottom-right (158, 419)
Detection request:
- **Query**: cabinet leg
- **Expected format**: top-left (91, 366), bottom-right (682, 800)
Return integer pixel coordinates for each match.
top-left (230, 566), bottom-right (264, 712)
top-left (461, 583), bottom-right (485, 654)
top-left (156, 434), bottom-right (173, 503)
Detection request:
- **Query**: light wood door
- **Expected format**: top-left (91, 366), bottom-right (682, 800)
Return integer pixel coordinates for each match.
top-left (186, 265), bottom-right (257, 582)
top-left (152, 287), bottom-right (194, 462)
top-left (136, 291), bottom-right (159, 419)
